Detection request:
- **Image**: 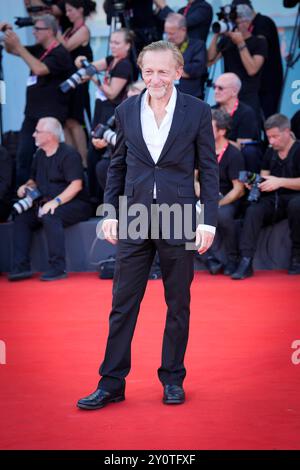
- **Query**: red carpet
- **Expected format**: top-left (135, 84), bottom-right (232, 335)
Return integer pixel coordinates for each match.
top-left (0, 272), bottom-right (299, 450)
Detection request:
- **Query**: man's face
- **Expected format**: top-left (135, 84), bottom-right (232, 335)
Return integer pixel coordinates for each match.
top-left (214, 76), bottom-right (237, 105)
top-left (266, 127), bottom-right (291, 152)
top-left (164, 22), bottom-right (186, 46)
top-left (236, 17), bottom-right (251, 35)
top-left (141, 50), bottom-right (182, 100)
top-left (33, 121), bottom-right (51, 148)
top-left (33, 20), bottom-right (52, 45)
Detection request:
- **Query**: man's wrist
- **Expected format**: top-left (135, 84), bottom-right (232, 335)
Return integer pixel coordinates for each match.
top-left (238, 43), bottom-right (247, 51)
top-left (54, 197), bottom-right (62, 206)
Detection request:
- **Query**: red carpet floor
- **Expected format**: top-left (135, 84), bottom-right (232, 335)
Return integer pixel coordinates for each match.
top-left (0, 271), bottom-right (299, 450)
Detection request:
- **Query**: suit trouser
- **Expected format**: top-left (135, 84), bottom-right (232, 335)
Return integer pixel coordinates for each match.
top-left (99, 237), bottom-right (195, 391)
top-left (12, 200), bottom-right (92, 272)
top-left (239, 194), bottom-right (300, 258)
top-left (207, 202), bottom-right (239, 261)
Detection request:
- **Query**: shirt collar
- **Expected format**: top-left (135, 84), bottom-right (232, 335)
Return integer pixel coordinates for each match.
top-left (142, 86), bottom-right (177, 115)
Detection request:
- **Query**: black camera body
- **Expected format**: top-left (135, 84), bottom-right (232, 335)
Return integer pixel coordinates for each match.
top-left (12, 187), bottom-right (41, 215)
top-left (91, 116), bottom-right (116, 147)
top-left (60, 59), bottom-right (98, 93)
top-left (212, 4), bottom-right (238, 34)
top-left (239, 171), bottom-right (264, 202)
top-left (15, 2), bottom-right (55, 28)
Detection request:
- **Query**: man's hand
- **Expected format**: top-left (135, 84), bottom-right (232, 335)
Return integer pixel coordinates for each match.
top-left (4, 30), bottom-right (22, 54)
top-left (41, 200), bottom-right (60, 216)
top-left (196, 229), bottom-right (215, 255)
top-left (259, 175), bottom-right (281, 192)
top-left (92, 138), bottom-right (108, 150)
top-left (153, 0), bottom-right (167, 9)
top-left (17, 185), bottom-right (28, 198)
top-left (74, 55), bottom-right (87, 69)
top-left (226, 31), bottom-right (245, 46)
top-left (102, 219), bottom-right (118, 245)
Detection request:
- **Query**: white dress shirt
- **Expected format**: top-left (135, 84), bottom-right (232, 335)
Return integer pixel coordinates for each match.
top-left (140, 86), bottom-right (216, 235)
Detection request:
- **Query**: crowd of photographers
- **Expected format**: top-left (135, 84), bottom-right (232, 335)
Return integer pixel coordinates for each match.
top-left (0, 0), bottom-right (300, 281)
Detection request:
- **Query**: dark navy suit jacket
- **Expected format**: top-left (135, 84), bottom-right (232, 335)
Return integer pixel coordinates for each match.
top-left (104, 89), bottom-right (219, 244)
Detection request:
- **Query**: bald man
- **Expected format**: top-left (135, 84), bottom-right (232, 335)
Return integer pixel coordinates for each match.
top-left (8, 117), bottom-right (92, 282)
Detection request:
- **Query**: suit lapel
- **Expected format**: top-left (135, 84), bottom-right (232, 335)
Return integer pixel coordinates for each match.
top-left (131, 91), bottom-right (154, 165)
top-left (157, 91), bottom-right (187, 164)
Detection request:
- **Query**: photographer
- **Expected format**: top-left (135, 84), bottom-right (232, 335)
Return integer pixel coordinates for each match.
top-left (4, 14), bottom-right (73, 186)
top-left (57, 0), bottom-right (97, 167)
top-left (164, 13), bottom-right (207, 98)
top-left (154, 0), bottom-right (213, 42)
top-left (8, 117), bottom-right (92, 282)
top-left (75, 28), bottom-right (134, 203)
top-left (207, 4), bottom-right (268, 122)
top-left (199, 109), bottom-right (245, 276)
top-left (231, 114), bottom-right (300, 279)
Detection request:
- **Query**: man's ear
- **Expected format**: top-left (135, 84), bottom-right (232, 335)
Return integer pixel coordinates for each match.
top-left (175, 66), bottom-right (183, 81)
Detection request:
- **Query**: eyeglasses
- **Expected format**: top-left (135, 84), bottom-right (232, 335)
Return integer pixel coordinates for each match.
top-left (212, 84), bottom-right (230, 91)
top-left (33, 26), bottom-right (50, 31)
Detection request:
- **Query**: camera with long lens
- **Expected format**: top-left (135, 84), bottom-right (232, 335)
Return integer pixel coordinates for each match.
top-left (91, 116), bottom-right (116, 147)
top-left (239, 171), bottom-right (264, 202)
top-left (60, 59), bottom-right (98, 93)
top-left (112, 0), bottom-right (128, 13)
top-left (14, 1), bottom-right (55, 28)
top-left (212, 4), bottom-right (238, 34)
top-left (12, 187), bottom-right (41, 216)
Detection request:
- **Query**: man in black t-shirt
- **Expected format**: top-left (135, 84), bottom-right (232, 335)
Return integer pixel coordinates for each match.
top-left (232, 114), bottom-right (300, 279)
top-left (4, 14), bottom-right (72, 186)
top-left (208, 4), bottom-right (267, 122)
top-left (200, 109), bottom-right (245, 276)
top-left (8, 117), bottom-right (92, 282)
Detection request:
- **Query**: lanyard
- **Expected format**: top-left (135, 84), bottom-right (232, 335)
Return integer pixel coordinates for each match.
top-left (39, 40), bottom-right (59, 61)
top-left (64, 22), bottom-right (85, 40)
top-left (183, 3), bottom-right (192, 16)
top-left (229, 99), bottom-right (239, 117)
top-left (217, 142), bottom-right (229, 164)
top-left (104, 57), bottom-right (121, 85)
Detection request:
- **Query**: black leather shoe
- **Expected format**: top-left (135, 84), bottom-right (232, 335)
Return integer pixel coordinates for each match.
top-left (40, 269), bottom-right (67, 281)
top-left (205, 256), bottom-right (223, 275)
top-left (288, 257), bottom-right (300, 275)
top-left (77, 388), bottom-right (125, 410)
top-left (223, 258), bottom-right (239, 276)
top-left (231, 257), bottom-right (253, 280)
top-left (163, 385), bottom-right (185, 405)
top-left (8, 270), bottom-right (33, 281)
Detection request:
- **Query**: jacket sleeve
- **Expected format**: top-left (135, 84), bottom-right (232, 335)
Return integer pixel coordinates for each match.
top-left (183, 41), bottom-right (207, 78)
top-left (196, 104), bottom-right (219, 227)
top-left (103, 107), bottom-right (127, 219)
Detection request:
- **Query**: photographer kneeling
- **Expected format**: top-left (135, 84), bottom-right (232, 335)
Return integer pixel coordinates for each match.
top-left (8, 117), bottom-right (92, 282)
top-left (231, 114), bottom-right (300, 279)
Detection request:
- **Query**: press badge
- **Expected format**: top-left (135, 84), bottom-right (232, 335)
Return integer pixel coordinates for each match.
top-left (27, 75), bottom-right (38, 87)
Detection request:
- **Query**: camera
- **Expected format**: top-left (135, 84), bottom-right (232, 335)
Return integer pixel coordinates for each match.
top-left (12, 187), bottom-right (41, 215)
top-left (91, 115), bottom-right (116, 147)
top-left (112, 1), bottom-right (128, 13)
top-left (60, 59), bottom-right (98, 93)
top-left (14, 2), bottom-right (55, 28)
top-left (212, 4), bottom-right (238, 34)
top-left (239, 171), bottom-right (264, 202)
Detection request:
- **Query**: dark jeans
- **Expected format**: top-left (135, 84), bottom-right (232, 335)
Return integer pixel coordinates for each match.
top-left (16, 117), bottom-right (38, 186)
top-left (239, 194), bottom-right (300, 258)
top-left (12, 199), bottom-right (92, 272)
top-left (98, 236), bottom-right (195, 392)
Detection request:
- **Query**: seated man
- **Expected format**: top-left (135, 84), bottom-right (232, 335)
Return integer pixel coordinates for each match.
top-left (164, 13), bottom-right (207, 98)
top-left (199, 109), bottom-right (245, 275)
top-left (232, 114), bottom-right (300, 279)
top-left (8, 117), bottom-right (92, 281)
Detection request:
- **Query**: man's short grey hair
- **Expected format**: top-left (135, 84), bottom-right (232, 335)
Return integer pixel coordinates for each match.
top-left (137, 40), bottom-right (184, 69)
top-left (39, 117), bottom-right (64, 141)
top-left (34, 14), bottom-right (58, 35)
top-left (264, 114), bottom-right (291, 132)
top-left (236, 4), bottom-right (255, 22)
top-left (165, 13), bottom-right (187, 29)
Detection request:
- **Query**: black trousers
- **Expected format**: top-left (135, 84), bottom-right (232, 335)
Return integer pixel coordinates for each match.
top-left (16, 117), bottom-right (38, 187)
top-left (98, 237), bottom-right (195, 392)
top-left (239, 194), bottom-right (300, 258)
top-left (12, 200), bottom-right (92, 272)
top-left (207, 202), bottom-right (239, 261)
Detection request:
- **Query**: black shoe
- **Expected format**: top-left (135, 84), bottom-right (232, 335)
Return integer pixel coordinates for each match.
top-left (223, 258), bottom-right (239, 276)
top-left (8, 270), bottom-right (33, 281)
top-left (40, 269), bottom-right (67, 281)
top-left (231, 257), bottom-right (253, 280)
top-left (204, 256), bottom-right (223, 275)
top-left (77, 388), bottom-right (125, 410)
top-left (163, 384), bottom-right (185, 405)
top-left (288, 256), bottom-right (300, 275)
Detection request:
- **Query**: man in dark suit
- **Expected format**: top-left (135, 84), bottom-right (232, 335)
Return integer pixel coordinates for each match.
top-left (77, 41), bottom-right (219, 410)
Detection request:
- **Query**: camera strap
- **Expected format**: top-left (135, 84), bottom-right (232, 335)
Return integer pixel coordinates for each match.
top-left (229, 99), bottom-right (239, 117)
top-left (39, 40), bottom-right (59, 62)
top-left (217, 142), bottom-right (229, 164)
